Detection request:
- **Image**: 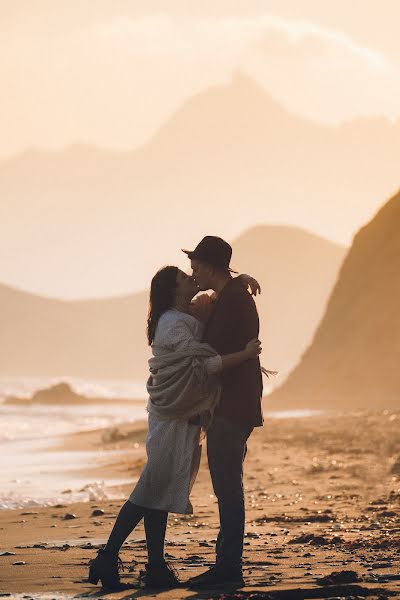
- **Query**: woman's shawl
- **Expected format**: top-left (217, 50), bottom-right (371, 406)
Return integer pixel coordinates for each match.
top-left (147, 341), bottom-right (221, 422)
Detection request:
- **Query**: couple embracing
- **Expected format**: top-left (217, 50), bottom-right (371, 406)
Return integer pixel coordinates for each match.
top-left (88, 235), bottom-right (265, 591)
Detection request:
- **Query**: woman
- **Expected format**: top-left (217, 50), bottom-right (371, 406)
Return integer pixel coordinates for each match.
top-left (88, 266), bottom-right (261, 590)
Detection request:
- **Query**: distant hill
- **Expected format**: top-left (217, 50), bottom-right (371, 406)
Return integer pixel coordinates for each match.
top-left (0, 282), bottom-right (149, 379)
top-left (4, 382), bottom-right (135, 405)
top-left (232, 226), bottom-right (345, 373)
top-left (0, 225), bottom-right (345, 379)
top-left (268, 191), bottom-right (400, 410)
top-left (0, 70), bottom-right (398, 298)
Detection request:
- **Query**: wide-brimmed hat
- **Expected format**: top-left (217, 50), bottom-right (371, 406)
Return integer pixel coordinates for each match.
top-left (182, 236), bottom-right (238, 273)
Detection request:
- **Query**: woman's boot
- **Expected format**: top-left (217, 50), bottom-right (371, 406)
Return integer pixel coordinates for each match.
top-left (142, 561), bottom-right (181, 588)
top-left (88, 548), bottom-right (124, 589)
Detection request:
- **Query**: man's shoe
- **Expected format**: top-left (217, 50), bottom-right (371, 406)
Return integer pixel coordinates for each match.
top-left (142, 561), bottom-right (181, 588)
top-left (188, 563), bottom-right (244, 589)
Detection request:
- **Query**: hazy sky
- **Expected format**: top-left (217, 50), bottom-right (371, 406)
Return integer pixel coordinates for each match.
top-left (2, 2), bottom-right (400, 299)
top-left (2, 0), bottom-right (400, 158)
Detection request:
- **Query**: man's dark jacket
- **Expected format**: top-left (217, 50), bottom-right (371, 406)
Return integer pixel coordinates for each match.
top-left (203, 278), bottom-right (263, 427)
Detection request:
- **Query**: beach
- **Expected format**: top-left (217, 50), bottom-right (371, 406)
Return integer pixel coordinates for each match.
top-left (1, 409), bottom-right (399, 599)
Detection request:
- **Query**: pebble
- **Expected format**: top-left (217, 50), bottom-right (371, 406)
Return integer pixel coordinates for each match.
top-left (185, 554), bottom-right (204, 563)
top-left (63, 512), bottom-right (77, 520)
top-left (0, 551), bottom-right (16, 556)
top-left (91, 508), bottom-right (105, 516)
top-left (12, 561), bottom-right (26, 565)
top-left (245, 531), bottom-right (260, 538)
top-left (316, 569), bottom-right (360, 586)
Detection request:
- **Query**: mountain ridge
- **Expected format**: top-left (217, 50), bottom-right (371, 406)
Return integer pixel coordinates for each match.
top-left (268, 190), bottom-right (400, 410)
top-left (2, 71), bottom-right (400, 164)
top-left (0, 224), bottom-right (345, 380)
top-left (1, 69), bottom-right (398, 299)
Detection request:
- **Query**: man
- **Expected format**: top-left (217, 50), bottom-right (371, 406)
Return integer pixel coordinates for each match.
top-left (182, 235), bottom-right (263, 589)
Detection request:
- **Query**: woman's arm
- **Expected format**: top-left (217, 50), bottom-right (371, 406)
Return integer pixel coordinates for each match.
top-left (190, 274), bottom-right (261, 322)
top-left (236, 273), bottom-right (261, 296)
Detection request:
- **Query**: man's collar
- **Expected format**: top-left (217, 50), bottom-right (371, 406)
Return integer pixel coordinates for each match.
top-left (212, 275), bottom-right (233, 297)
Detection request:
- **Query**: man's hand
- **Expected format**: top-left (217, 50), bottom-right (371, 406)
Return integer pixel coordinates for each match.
top-left (244, 338), bottom-right (262, 358)
top-left (237, 274), bottom-right (261, 296)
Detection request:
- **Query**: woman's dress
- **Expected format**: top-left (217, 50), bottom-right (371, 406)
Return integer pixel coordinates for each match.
top-left (129, 309), bottom-right (221, 514)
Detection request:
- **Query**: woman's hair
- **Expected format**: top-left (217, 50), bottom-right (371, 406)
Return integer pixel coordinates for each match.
top-left (147, 266), bottom-right (179, 345)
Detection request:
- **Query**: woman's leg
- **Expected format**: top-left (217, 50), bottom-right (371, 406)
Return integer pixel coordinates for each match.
top-left (104, 500), bottom-right (145, 554)
top-left (143, 508), bottom-right (168, 565)
top-left (141, 509), bottom-right (180, 588)
top-left (89, 501), bottom-right (145, 588)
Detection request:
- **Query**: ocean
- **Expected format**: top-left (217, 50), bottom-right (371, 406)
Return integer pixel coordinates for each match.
top-left (0, 376), bottom-right (320, 510)
top-left (0, 377), bottom-right (148, 510)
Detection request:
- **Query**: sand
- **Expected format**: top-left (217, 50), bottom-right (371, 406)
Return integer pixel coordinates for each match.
top-left (1, 410), bottom-right (399, 599)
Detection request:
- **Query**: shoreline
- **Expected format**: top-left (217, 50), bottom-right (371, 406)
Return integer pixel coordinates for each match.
top-left (0, 406), bottom-right (331, 511)
top-left (1, 410), bottom-right (399, 598)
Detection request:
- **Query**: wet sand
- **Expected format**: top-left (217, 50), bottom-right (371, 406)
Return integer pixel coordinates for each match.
top-left (1, 410), bottom-right (399, 599)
